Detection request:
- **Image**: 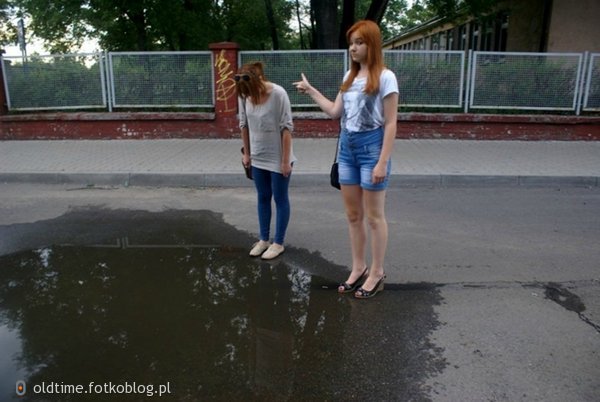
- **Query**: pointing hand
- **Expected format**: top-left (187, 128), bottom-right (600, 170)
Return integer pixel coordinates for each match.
top-left (293, 73), bottom-right (311, 94)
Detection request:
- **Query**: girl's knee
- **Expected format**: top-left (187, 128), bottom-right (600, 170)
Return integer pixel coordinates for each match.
top-left (346, 209), bottom-right (364, 224)
top-left (367, 214), bottom-right (385, 229)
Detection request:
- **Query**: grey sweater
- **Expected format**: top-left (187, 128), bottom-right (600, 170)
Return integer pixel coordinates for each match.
top-left (238, 83), bottom-right (296, 173)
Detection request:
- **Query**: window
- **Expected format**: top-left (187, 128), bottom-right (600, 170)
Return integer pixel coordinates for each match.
top-left (439, 31), bottom-right (447, 51)
top-left (483, 21), bottom-right (493, 51)
top-left (499, 13), bottom-right (509, 51)
top-left (447, 28), bottom-right (455, 50)
top-left (459, 24), bottom-right (468, 50)
top-left (431, 34), bottom-right (439, 50)
top-left (469, 22), bottom-right (480, 50)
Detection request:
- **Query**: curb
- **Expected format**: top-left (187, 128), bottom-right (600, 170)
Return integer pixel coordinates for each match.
top-left (1, 172), bottom-right (598, 188)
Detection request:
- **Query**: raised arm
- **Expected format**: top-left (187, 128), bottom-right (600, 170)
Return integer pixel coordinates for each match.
top-left (293, 73), bottom-right (343, 119)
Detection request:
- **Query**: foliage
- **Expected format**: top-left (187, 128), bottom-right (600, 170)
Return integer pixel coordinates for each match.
top-left (11, 0), bottom-right (295, 52)
top-left (0, 0), bottom-right (17, 47)
top-left (379, 0), bottom-right (411, 41)
top-left (6, 0), bottom-right (418, 52)
top-left (425, 0), bottom-right (502, 21)
top-left (3, 0), bottom-right (505, 53)
top-left (386, 0), bottom-right (502, 39)
top-left (392, 0), bottom-right (436, 34)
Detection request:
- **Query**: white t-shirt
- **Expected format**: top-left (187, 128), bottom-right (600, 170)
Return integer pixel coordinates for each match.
top-left (238, 83), bottom-right (296, 173)
top-left (341, 69), bottom-right (398, 133)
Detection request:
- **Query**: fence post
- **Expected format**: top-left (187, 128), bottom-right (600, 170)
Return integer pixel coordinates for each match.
top-left (0, 54), bottom-right (8, 114)
top-left (464, 50), bottom-right (472, 113)
top-left (209, 42), bottom-right (240, 136)
top-left (576, 51), bottom-right (589, 116)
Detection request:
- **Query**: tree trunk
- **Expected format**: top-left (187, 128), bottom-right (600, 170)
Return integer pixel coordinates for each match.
top-left (365, 0), bottom-right (390, 24)
top-left (310, 0), bottom-right (338, 49)
top-left (264, 0), bottom-right (279, 49)
top-left (339, 0), bottom-right (356, 48)
top-left (295, 0), bottom-right (306, 49)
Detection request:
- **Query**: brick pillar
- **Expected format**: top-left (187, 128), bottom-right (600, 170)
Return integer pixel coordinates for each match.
top-left (209, 42), bottom-right (239, 137)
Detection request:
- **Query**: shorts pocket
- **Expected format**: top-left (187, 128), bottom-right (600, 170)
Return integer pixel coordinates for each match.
top-left (364, 143), bottom-right (382, 158)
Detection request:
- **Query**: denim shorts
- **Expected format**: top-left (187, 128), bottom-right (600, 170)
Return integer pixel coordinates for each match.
top-left (337, 127), bottom-right (391, 191)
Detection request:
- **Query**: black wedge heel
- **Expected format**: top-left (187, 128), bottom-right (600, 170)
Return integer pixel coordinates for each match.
top-left (338, 266), bottom-right (368, 294)
top-left (354, 274), bottom-right (386, 299)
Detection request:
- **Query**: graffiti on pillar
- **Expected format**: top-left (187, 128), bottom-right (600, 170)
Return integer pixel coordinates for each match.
top-left (215, 50), bottom-right (237, 112)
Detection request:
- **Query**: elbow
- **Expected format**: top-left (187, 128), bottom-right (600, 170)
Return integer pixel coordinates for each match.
top-left (384, 120), bottom-right (397, 135)
top-left (326, 109), bottom-right (342, 120)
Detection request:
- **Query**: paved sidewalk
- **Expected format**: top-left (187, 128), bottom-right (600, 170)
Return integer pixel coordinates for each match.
top-left (0, 138), bottom-right (599, 187)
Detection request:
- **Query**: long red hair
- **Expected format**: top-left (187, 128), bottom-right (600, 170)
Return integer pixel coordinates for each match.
top-left (340, 20), bottom-right (384, 95)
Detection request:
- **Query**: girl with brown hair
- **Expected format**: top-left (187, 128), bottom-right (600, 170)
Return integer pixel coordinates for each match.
top-left (237, 62), bottom-right (296, 260)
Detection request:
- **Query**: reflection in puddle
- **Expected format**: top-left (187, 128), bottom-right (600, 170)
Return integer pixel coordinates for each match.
top-left (0, 209), bottom-right (445, 401)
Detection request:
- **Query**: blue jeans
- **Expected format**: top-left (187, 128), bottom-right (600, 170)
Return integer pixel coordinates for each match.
top-left (338, 126), bottom-right (391, 191)
top-left (252, 166), bottom-right (291, 245)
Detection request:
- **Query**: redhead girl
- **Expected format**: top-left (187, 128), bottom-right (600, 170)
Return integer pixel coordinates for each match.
top-left (294, 20), bottom-right (399, 299)
top-left (237, 61), bottom-right (296, 260)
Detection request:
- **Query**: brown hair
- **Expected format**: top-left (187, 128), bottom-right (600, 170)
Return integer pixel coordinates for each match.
top-left (235, 61), bottom-right (267, 104)
top-left (340, 20), bottom-right (384, 95)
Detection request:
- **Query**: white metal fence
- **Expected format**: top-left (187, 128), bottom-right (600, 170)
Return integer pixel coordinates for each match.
top-left (239, 50), bottom-right (348, 108)
top-left (2, 50), bottom-right (599, 114)
top-left (107, 51), bottom-right (213, 109)
top-left (469, 51), bottom-right (584, 112)
top-left (385, 50), bottom-right (466, 108)
top-left (1, 53), bottom-right (107, 111)
top-left (583, 53), bottom-right (600, 112)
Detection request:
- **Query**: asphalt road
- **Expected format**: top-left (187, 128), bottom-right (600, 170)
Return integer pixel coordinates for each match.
top-left (0, 183), bottom-right (599, 401)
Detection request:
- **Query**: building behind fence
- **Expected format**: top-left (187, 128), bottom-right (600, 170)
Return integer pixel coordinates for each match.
top-left (2, 49), bottom-right (599, 115)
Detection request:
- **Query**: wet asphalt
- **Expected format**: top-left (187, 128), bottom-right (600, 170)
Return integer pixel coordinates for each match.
top-left (0, 183), bottom-right (599, 401)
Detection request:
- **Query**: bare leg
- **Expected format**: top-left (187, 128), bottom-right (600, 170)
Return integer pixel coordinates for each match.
top-left (361, 189), bottom-right (387, 290)
top-left (339, 184), bottom-right (367, 286)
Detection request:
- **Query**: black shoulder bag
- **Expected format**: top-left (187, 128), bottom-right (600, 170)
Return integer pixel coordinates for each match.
top-left (330, 134), bottom-right (341, 190)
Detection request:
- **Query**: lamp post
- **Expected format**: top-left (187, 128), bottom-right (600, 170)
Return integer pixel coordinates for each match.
top-left (17, 18), bottom-right (27, 63)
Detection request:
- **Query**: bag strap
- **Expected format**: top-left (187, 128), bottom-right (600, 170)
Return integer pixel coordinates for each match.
top-left (333, 126), bottom-right (340, 163)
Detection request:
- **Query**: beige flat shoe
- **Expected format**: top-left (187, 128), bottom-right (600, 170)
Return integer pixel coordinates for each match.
top-left (249, 240), bottom-right (270, 257)
top-left (261, 244), bottom-right (285, 260)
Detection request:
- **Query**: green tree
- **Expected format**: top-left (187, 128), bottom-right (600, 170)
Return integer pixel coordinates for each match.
top-left (0, 0), bottom-right (17, 48)
top-left (12, 0), bottom-right (413, 52)
top-left (382, 0), bottom-right (502, 42)
top-left (310, 0), bottom-right (337, 49)
top-left (223, 0), bottom-right (295, 50)
top-left (426, 0), bottom-right (502, 19)
top-left (14, 0), bottom-right (223, 51)
top-left (13, 0), bottom-right (294, 52)
top-left (394, 0), bottom-right (436, 32)
top-left (309, 0), bottom-right (408, 49)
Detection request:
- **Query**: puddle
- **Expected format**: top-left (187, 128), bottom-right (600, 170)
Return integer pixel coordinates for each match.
top-left (0, 208), bottom-right (445, 401)
top-left (544, 282), bottom-right (586, 313)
